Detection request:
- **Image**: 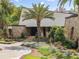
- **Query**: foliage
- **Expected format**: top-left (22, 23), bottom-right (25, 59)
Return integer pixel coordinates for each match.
top-left (49, 26), bottom-right (76, 49)
top-left (24, 3), bottom-right (54, 38)
top-left (48, 26), bottom-right (65, 42)
top-left (48, 26), bottom-right (57, 39)
top-left (54, 26), bottom-right (65, 42)
top-left (0, 0), bottom-right (22, 26)
top-left (38, 46), bottom-right (52, 56)
top-left (0, 0), bottom-right (13, 27)
top-left (22, 43), bottom-right (79, 59)
top-left (41, 57), bottom-right (48, 59)
top-left (23, 54), bottom-right (48, 59)
top-left (51, 47), bottom-right (79, 59)
top-left (9, 6), bottom-right (22, 25)
top-left (63, 39), bottom-right (76, 49)
top-left (58, 0), bottom-right (79, 7)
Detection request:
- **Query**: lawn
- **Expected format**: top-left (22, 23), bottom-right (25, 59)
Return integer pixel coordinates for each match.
top-left (22, 55), bottom-right (41, 59)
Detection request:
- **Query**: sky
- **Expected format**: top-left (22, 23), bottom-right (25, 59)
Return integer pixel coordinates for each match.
top-left (11, 0), bottom-right (73, 11)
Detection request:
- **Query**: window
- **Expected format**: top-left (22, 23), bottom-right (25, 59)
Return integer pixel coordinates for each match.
top-left (70, 27), bottom-right (74, 39)
top-left (9, 29), bottom-right (12, 36)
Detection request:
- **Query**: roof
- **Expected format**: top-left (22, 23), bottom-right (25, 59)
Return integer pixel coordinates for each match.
top-left (19, 18), bottom-right (55, 27)
top-left (19, 9), bottom-right (72, 27)
top-left (65, 14), bottom-right (78, 19)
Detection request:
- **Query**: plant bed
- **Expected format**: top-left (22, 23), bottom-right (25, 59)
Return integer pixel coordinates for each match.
top-left (38, 46), bottom-right (52, 56)
top-left (0, 41), bottom-right (16, 44)
top-left (21, 42), bottom-right (39, 48)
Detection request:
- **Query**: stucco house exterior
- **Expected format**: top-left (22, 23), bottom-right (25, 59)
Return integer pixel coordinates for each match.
top-left (7, 8), bottom-right (71, 38)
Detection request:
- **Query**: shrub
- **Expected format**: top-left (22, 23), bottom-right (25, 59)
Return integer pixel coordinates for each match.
top-left (63, 39), bottom-right (76, 49)
top-left (49, 26), bottom-right (76, 49)
top-left (54, 26), bottom-right (65, 42)
top-left (41, 57), bottom-right (48, 59)
top-left (48, 26), bottom-right (65, 42)
top-left (38, 46), bottom-right (52, 56)
top-left (53, 50), bottom-right (64, 59)
top-left (70, 56), bottom-right (79, 59)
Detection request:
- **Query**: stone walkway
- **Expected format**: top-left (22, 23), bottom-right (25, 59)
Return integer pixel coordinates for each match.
top-left (0, 42), bottom-right (31, 59)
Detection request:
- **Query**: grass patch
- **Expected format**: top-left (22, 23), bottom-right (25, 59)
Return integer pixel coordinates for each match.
top-left (38, 46), bottom-right (52, 56)
top-left (0, 38), bottom-right (15, 44)
top-left (23, 55), bottom-right (41, 59)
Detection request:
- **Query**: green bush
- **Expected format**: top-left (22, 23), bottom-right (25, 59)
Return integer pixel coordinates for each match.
top-left (53, 50), bottom-right (64, 59)
top-left (49, 26), bottom-right (76, 49)
top-left (63, 39), bottom-right (76, 49)
top-left (38, 47), bottom-right (52, 56)
top-left (63, 56), bottom-right (79, 59)
top-left (41, 57), bottom-right (48, 59)
top-left (71, 56), bottom-right (79, 59)
top-left (54, 26), bottom-right (65, 42)
top-left (48, 26), bottom-right (65, 43)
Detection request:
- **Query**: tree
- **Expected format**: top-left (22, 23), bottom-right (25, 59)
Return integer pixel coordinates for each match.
top-left (58, 0), bottom-right (79, 50)
top-left (24, 3), bottom-right (54, 39)
top-left (0, 0), bottom-right (13, 29)
top-left (9, 6), bottom-right (22, 25)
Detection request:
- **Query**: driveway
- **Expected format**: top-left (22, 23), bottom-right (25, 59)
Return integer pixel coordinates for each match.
top-left (0, 42), bottom-right (31, 59)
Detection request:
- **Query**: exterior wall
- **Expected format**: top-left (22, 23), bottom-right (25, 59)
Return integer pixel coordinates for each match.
top-left (7, 26), bottom-right (26, 38)
top-left (64, 17), bottom-right (79, 41)
top-left (7, 26), bottom-right (50, 38)
top-left (12, 26), bottom-right (26, 38)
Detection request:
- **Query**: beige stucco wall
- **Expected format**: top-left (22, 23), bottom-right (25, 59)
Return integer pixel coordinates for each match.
top-left (64, 17), bottom-right (79, 41)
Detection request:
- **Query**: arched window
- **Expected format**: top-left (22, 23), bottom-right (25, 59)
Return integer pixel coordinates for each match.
top-left (70, 27), bottom-right (74, 39)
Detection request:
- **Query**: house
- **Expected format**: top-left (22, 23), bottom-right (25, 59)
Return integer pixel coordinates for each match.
top-left (7, 8), bottom-right (71, 38)
top-left (64, 13), bottom-right (79, 42)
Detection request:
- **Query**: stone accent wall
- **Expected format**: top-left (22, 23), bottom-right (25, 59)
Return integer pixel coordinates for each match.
top-left (12, 26), bottom-right (26, 38)
top-left (64, 17), bottom-right (79, 41)
top-left (7, 26), bottom-right (26, 38)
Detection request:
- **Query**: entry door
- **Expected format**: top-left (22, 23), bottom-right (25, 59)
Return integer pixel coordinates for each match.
top-left (43, 27), bottom-right (46, 37)
top-left (30, 27), bottom-right (37, 36)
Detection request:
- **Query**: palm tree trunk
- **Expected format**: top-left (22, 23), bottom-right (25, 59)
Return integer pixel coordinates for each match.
top-left (0, 20), bottom-right (4, 29)
top-left (77, 5), bottom-right (79, 51)
top-left (37, 19), bottom-right (41, 42)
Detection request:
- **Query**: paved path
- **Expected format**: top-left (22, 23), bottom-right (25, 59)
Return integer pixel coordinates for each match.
top-left (0, 42), bottom-right (31, 59)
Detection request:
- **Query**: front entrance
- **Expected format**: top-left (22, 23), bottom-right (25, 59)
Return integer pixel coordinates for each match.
top-left (8, 29), bottom-right (13, 38)
top-left (30, 27), bottom-right (37, 36)
top-left (43, 27), bottom-right (46, 37)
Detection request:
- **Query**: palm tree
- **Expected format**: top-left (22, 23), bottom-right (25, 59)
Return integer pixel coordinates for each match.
top-left (0, 0), bottom-right (14, 38)
top-left (24, 3), bottom-right (54, 39)
top-left (0, 0), bottom-right (13, 29)
top-left (58, 0), bottom-right (79, 50)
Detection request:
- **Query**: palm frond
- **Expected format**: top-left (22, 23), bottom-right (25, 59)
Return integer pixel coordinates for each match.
top-left (24, 3), bottom-right (54, 20)
top-left (58, 0), bottom-right (73, 7)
